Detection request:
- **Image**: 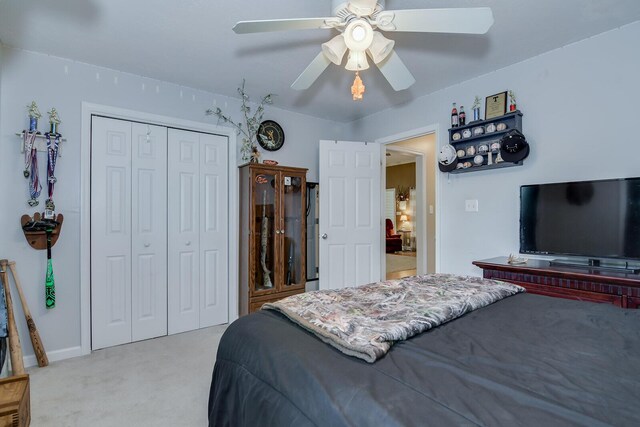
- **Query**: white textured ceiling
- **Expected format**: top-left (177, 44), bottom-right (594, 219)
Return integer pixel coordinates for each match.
top-left (1, 1), bottom-right (639, 122)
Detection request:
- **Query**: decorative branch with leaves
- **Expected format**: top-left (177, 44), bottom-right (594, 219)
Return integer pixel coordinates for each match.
top-left (206, 79), bottom-right (275, 162)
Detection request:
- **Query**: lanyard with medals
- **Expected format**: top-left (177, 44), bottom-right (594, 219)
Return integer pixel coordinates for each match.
top-left (45, 132), bottom-right (60, 218)
top-left (23, 131), bottom-right (42, 206)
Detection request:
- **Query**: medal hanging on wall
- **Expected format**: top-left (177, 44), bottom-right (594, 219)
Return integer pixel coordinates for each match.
top-left (44, 132), bottom-right (60, 308)
top-left (23, 131), bottom-right (41, 206)
top-left (44, 132), bottom-right (60, 219)
top-left (24, 100), bottom-right (42, 205)
top-left (23, 131), bottom-right (37, 178)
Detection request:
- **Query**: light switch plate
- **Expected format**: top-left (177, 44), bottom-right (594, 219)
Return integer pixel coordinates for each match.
top-left (284, 176), bottom-right (292, 185)
top-left (465, 199), bottom-right (479, 212)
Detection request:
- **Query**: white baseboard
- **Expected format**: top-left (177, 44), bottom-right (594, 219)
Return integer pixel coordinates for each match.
top-left (23, 346), bottom-right (84, 368)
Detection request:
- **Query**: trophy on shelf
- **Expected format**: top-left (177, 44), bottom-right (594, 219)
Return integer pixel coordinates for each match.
top-left (472, 96), bottom-right (482, 122)
top-left (27, 101), bottom-right (42, 132)
top-left (508, 90), bottom-right (517, 112)
top-left (47, 108), bottom-right (62, 135)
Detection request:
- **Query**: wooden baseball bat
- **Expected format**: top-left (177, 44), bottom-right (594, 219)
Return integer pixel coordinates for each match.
top-left (9, 261), bottom-right (48, 367)
top-left (0, 259), bottom-right (25, 375)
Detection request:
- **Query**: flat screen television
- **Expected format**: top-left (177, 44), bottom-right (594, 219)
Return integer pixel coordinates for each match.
top-left (520, 177), bottom-right (640, 261)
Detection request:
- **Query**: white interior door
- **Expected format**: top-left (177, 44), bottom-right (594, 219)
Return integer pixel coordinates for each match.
top-left (168, 129), bottom-right (201, 334)
top-left (319, 140), bottom-right (381, 290)
top-left (91, 117), bottom-right (133, 350)
top-left (131, 123), bottom-right (168, 341)
top-left (199, 133), bottom-right (229, 328)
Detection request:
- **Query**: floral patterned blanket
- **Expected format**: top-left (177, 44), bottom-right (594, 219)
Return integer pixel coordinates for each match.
top-left (263, 274), bottom-right (525, 363)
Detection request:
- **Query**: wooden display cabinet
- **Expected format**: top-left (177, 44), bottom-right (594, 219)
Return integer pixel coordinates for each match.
top-left (239, 164), bottom-right (307, 315)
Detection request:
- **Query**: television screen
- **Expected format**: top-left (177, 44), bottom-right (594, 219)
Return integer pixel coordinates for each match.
top-left (520, 177), bottom-right (640, 260)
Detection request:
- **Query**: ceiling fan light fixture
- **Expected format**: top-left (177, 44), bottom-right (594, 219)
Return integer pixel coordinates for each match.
top-left (321, 35), bottom-right (348, 65)
top-left (344, 20), bottom-right (374, 51)
top-left (345, 50), bottom-right (369, 71)
top-left (368, 31), bottom-right (395, 64)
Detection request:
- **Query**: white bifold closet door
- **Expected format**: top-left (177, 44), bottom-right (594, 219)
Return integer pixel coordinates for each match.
top-left (91, 117), bottom-right (168, 350)
top-left (168, 129), bottom-right (229, 335)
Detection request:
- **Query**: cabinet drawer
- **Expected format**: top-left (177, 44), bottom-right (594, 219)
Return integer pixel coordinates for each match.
top-left (250, 299), bottom-right (271, 313)
top-left (505, 280), bottom-right (623, 306)
top-left (627, 296), bottom-right (640, 309)
top-left (249, 290), bottom-right (304, 313)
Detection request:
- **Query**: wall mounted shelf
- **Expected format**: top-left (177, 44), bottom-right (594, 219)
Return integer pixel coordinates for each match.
top-left (447, 110), bottom-right (524, 174)
top-left (20, 212), bottom-right (64, 250)
top-left (16, 131), bottom-right (66, 156)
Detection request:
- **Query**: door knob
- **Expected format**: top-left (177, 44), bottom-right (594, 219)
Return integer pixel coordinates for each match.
top-left (144, 243), bottom-right (150, 248)
top-left (186, 241), bottom-right (192, 246)
top-left (275, 230), bottom-right (281, 235)
top-left (322, 233), bottom-right (328, 239)
top-left (281, 229), bottom-right (285, 234)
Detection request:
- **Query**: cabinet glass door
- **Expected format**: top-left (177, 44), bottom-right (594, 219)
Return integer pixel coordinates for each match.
top-left (281, 172), bottom-right (306, 290)
top-left (252, 170), bottom-right (278, 294)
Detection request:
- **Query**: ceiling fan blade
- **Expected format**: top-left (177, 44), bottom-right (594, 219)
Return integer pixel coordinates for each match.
top-left (374, 50), bottom-right (416, 91)
top-left (378, 8), bottom-right (494, 34)
top-left (291, 52), bottom-right (332, 90)
top-left (233, 17), bottom-right (340, 34)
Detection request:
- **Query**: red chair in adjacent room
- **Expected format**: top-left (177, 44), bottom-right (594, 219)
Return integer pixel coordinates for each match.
top-left (386, 219), bottom-right (402, 253)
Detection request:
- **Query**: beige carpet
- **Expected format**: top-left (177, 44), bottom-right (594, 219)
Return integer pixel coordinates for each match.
top-left (386, 253), bottom-right (417, 273)
top-left (28, 325), bottom-right (227, 426)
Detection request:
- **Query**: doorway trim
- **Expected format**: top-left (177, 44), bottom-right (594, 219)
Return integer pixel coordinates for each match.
top-left (376, 124), bottom-right (442, 279)
top-left (80, 102), bottom-right (239, 356)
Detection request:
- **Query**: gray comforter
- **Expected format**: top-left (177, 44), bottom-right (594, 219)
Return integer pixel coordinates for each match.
top-left (209, 294), bottom-right (640, 426)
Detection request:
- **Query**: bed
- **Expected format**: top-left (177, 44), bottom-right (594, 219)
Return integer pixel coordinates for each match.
top-left (209, 285), bottom-right (640, 426)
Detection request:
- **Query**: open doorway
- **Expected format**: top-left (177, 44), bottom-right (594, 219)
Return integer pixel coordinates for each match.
top-left (385, 150), bottom-right (418, 279)
top-left (382, 133), bottom-right (437, 279)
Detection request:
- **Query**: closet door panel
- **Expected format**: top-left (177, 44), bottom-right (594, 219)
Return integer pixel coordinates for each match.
top-left (168, 129), bottom-right (200, 334)
top-left (199, 134), bottom-right (229, 327)
top-left (131, 123), bottom-right (168, 341)
top-left (91, 117), bottom-right (133, 350)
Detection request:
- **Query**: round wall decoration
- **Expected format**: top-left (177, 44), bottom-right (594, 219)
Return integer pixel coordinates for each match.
top-left (257, 120), bottom-right (285, 151)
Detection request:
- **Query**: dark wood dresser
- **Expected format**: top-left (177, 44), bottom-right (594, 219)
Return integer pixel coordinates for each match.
top-left (473, 257), bottom-right (640, 308)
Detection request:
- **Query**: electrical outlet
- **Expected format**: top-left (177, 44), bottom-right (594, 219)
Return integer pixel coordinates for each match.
top-left (465, 199), bottom-right (479, 212)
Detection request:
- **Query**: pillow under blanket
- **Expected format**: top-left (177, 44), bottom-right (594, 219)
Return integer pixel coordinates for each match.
top-left (263, 274), bottom-right (525, 363)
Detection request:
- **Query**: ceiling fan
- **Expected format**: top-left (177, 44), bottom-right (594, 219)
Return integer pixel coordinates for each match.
top-left (233, 0), bottom-right (494, 92)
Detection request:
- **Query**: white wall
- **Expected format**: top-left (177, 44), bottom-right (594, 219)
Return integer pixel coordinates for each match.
top-left (344, 21), bottom-right (640, 277)
top-left (0, 46), bottom-right (341, 362)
